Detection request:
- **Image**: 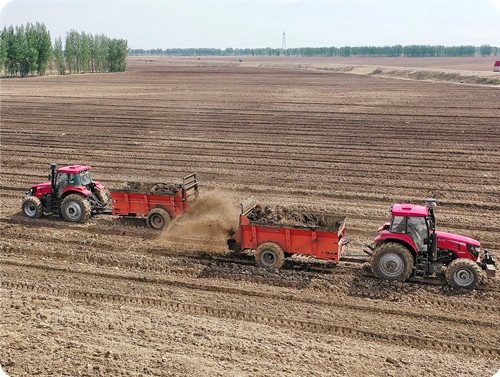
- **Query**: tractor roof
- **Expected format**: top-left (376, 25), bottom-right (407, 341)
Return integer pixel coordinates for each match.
top-left (56, 165), bottom-right (92, 174)
top-left (392, 203), bottom-right (428, 217)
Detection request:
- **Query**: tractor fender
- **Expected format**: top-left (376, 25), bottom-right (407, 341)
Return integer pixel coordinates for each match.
top-left (374, 232), bottom-right (418, 257)
top-left (92, 180), bottom-right (106, 190)
top-left (61, 187), bottom-right (92, 199)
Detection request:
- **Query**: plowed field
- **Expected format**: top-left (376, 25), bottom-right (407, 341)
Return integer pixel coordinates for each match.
top-left (1, 56), bottom-right (499, 377)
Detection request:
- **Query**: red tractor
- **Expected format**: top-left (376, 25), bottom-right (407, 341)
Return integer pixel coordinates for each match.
top-left (22, 163), bottom-right (111, 223)
top-left (370, 199), bottom-right (496, 289)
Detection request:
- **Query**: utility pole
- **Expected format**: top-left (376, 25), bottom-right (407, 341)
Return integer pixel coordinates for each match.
top-left (282, 31), bottom-right (286, 55)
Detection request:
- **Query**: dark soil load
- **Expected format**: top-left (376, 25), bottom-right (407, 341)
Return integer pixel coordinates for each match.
top-left (117, 181), bottom-right (182, 195)
top-left (247, 204), bottom-right (344, 230)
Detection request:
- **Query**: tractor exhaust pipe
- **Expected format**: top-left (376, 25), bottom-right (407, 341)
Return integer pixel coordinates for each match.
top-left (50, 163), bottom-right (57, 191)
top-left (426, 198), bottom-right (438, 262)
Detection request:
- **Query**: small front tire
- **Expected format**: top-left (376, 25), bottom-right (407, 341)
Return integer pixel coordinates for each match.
top-left (446, 258), bottom-right (483, 290)
top-left (22, 196), bottom-right (43, 219)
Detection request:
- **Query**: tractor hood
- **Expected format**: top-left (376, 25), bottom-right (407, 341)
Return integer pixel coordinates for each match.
top-left (436, 231), bottom-right (481, 248)
top-left (32, 182), bottom-right (51, 191)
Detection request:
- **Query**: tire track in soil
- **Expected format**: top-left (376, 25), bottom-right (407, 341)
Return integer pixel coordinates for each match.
top-left (1, 258), bottom-right (498, 328)
top-left (2, 278), bottom-right (499, 358)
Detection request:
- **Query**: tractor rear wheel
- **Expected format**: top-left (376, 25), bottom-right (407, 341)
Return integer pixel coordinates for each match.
top-left (147, 208), bottom-right (170, 230)
top-left (255, 242), bottom-right (285, 269)
top-left (95, 188), bottom-right (111, 206)
top-left (446, 258), bottom-right (483, 290)
top-left (61, 194), bottom-right (91, 223)
top-left (371, 242), bottom-right (414, 281)
top-left (22, 196), bottom-right (43, 219)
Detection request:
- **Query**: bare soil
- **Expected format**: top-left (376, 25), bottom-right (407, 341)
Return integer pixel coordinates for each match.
top-left (1, 56), bottom-right (499, 377)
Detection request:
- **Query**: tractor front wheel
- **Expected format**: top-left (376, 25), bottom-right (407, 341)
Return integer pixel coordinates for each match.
top-left (446, 258), bottom-right (483, 290)
top-left (370, 242), bottom-right (414, 281)
top-left (255, 242), bottom-right (285, 269)
top-left (61, 194), bottom-right (91, 223)
top-left (147, 208), bottom-right (170, 230)
top-left (22, 196), bottom-right (43, 219)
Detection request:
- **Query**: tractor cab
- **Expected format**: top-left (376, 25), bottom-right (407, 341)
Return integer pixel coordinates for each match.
top-left (388, 203), bottom-right (431, 253)
top-left (51, 164), bottom-right (95, 198)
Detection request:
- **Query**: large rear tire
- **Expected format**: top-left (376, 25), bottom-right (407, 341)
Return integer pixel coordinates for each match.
top-left (95, 188), bottom-right (111, 206)
top-left (61, 194), bottom-right (91, 223)
top-left (255, 242), bottom-right (285, 269)
top-left (22, 196), bottom-right (43, 219)
top-left (147, 208), bottom-right (170, 230)
top-left (446, 258), bottom-right (483, 290)
top-left (370, 242), bottom-right (414, 281)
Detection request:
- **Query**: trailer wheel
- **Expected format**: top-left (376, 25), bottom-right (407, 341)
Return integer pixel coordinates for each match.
top-left (255, 242), bottom-right (285, 269)
top-left (61, 194), bottom-right (91, 223)
top-left (22, 196), bottom-right (43, 219)
top-left (371, 243), bottom-right (413, 281)
top-left (446, 258), bottom-right (483, 290)
top-left (147, 208), bottom-right (170, 230)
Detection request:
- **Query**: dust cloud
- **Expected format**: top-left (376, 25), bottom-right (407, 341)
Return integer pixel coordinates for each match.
top-left (159, 190), bottom-right (241, 253)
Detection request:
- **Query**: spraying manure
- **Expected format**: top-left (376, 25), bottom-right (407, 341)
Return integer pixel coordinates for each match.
top-left (159, 190), bottom-right (240, 253)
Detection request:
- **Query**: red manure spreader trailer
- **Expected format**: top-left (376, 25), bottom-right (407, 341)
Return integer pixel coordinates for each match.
top-left (228, 197), bottom-right (348, 269)
top-left (110, 173), bottom-right (199, 230)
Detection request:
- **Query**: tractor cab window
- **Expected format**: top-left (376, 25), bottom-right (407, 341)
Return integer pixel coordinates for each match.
top-left (407, 216), bottom-right (428, 252)
top-left (390, 216), bottom-right (406, 233)
top-left (56, 173), bottom-right (69, 196)
top-left (80, 169), bottom-right (92, 186)
top-left (68, 174), bottom-right (81, 186)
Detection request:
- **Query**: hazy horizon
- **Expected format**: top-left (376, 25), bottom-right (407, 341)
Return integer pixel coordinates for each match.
top-left (1, 0), bottom-right (500, 50)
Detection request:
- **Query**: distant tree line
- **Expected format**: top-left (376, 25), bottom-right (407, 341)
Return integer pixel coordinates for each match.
top-left (130, 45), bottom-right (499, 58)
top-left (0, 22), bottom-right (128, 77)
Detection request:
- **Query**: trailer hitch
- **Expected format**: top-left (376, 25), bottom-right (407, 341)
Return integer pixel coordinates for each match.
top-left (482, 249), bottom-right (496, 278)
top-left (343, 238), bottom-right (374, 256)
top-left (339, 239), bottom-right (374, 264)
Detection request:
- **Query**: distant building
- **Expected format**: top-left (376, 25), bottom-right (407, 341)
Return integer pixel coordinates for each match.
top-left (494, 61), bottom-right (500, 72)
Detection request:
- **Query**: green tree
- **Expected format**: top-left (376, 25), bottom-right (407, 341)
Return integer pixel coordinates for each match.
top-left (77, 31), bottom-right (91, 72)
top-left (53, 36), bottom-right (65, 74)
top-left (479, 44), bottom-right (492, 57)
top-left (33, 22), bottom-right (52, 75)
top-left (15, 24), bottom-right (39, 77)
top-left (107, 38), bottom-right (128, 72)
top-left (65, 30), bottom-right (79, 73)
top-left (95, 34), bottom-right (109, 72)
top-left (2, 26), bottom-right (17, 76)
top-left (0, 28), bottom-right (8, 73)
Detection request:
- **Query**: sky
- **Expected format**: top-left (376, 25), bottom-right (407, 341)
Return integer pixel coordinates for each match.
top-left (0, 0), bottom-right (499, 50)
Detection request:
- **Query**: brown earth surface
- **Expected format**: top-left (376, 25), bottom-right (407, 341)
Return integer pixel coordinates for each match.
top-left (1, 56), bottom-right (499, 377)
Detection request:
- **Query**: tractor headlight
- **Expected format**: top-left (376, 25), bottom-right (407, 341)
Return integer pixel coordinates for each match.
top-left (467, 244), bottom-right (480, 259)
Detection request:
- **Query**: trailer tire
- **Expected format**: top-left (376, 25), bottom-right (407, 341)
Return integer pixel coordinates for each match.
top-left (22, 196), bottom-right (43, 219)
top-left (256, 242), bottom-right (285, 269)
top-left (61, 194), bottom-right (91, 223)
top-left (147, 208), bottom-right (170, 230)
top-left (371, 243), bottom-right (413, 281)
top-left (446, 258), bottom-right (483, 290)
